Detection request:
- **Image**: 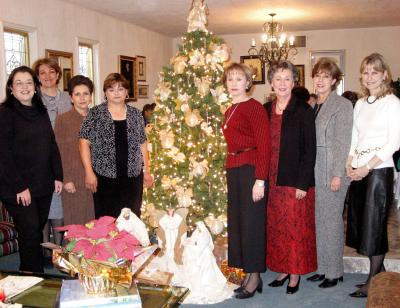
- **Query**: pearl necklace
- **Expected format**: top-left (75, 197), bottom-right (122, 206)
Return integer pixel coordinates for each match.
top-left (223, 103), bottom-right (241, 129)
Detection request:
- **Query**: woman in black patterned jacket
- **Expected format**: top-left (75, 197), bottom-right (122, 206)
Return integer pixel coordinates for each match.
top-left (79, 73), bottom-right (153, 218)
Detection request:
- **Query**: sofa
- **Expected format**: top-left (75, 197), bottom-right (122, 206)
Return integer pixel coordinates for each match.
top-left (367, 272), bottom-right (400, 308)
top-left (0, 202), bottom-right (19, 256)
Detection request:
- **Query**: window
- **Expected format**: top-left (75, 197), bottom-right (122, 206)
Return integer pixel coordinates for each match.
top-left (4, 29), bottom-right (29, 76)
top-left (79, 44), bottom-right (93, 80)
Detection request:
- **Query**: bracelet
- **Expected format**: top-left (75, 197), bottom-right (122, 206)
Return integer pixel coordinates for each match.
top-left (255, 180), bottom-right (265, 188)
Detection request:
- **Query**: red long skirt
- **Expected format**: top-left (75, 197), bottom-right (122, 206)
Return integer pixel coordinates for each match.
top-left (266, 107), bottom-right (317, 274)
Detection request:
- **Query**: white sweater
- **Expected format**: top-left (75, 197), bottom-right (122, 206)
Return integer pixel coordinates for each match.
top-left (349, 94), bottom-right (400, 169)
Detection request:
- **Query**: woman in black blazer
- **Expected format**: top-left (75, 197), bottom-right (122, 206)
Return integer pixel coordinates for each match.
top-left (0, 66), bottom-right (63, 273)
top-left (264, 61), bottom-right (317, 295)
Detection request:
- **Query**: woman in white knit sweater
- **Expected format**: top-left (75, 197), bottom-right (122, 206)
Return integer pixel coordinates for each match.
top-left (346, 53), bottom-right (400, 298)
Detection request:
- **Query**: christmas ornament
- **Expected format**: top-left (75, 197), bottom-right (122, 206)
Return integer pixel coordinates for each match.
top-left (173, 56), bottom-right (188, 74)
top-left (210, 85), bottom-right (229, 105)
top-left (189, 49), bottom-right (205, 67)
top-left (189, 157), bottom-right (209, 179)
top-left (209, 219), bottom-right (224, 235)
top-left (184, 109), bottom-right (203, 127)
top-left (159, 129), bottom-right (175, 149)
top-left (176, 186), bottom-right (193, 208)
top-left (194, 77), bottom-right (211, 97)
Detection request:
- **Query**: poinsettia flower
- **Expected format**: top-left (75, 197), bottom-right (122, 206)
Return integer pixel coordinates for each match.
top-left (73, 239), bottom-right (95, 259)
top-left (95, 216), bottom-right (116, 227)
top-left (56, 224), bottom-right (88, 239)
top-left (93, 242), bottom-right (114, 261)
top-left (86, 224), bottom-right (112, 239)
top-left (114, 230), bottom-right (140, 246)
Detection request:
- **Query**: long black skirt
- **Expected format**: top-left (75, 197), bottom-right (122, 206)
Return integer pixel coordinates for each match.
top-left (346, 167), bottom-right (393, 256)
top-left (227, 165), bottom-right (268, 273)
top-left (93, 172), bottom-right (144, 219)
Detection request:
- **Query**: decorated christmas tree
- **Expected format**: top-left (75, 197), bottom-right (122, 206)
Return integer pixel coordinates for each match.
top-left (143, 0), bottom-right (231, 234)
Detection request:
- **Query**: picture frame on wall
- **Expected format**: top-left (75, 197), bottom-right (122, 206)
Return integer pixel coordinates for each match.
top-left (118, 55), bottom-right (137, 101)
top-left (240, 55), bottom-right (265, 84)
top-left (310, 50), bottom-right (346, 74)
top-left (137, 56), bottom-right (146, 82)
top-left (294, 65), bottom-right (305, 87)
top-left (138, 84), bottom-right (149, 99)
top-left (62, 68), bottom-right (71, 91)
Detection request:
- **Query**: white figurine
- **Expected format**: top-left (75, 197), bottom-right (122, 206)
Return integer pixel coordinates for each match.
top-left (181, 221), bottom-right (233, 304)
top-left (116, 208), bottom-right (150, 247)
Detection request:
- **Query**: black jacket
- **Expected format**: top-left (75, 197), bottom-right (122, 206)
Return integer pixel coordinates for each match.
top-left (0, 100), bottom-right (63, 201)
top-left (264, 96), bottom-right (316, 191)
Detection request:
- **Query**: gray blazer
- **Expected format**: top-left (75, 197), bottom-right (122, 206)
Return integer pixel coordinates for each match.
top-left (315, 91), bottom-right (353, 186)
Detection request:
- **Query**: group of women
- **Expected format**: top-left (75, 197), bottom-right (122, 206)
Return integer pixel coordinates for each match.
top-left (223, 53), bottom-right (400, 299)
top-left (0, 61), bottom-right (152, 272)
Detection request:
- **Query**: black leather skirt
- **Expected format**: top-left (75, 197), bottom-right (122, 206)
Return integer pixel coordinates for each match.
top-left (346, 167), bottom-right (393, 256)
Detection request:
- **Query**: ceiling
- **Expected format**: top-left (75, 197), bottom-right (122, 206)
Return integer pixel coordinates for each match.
top-left (62, 0), bottom-right (400, 37)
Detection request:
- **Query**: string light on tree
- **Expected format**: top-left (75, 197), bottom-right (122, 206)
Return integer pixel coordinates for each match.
top-left (144, 0), bottom-right (230, 232)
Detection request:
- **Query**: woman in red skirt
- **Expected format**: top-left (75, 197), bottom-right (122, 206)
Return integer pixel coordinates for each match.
top-left (264, 61), bottom-right (317, 294)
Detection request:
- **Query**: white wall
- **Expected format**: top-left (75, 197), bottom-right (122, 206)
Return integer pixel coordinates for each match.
top-left (174, 26), bottom-right (400, 103)
top-left (0, 0), bottom-right (173, 109)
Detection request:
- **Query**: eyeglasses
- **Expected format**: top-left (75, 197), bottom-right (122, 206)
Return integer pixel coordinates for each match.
top-left (13, 81), bottom-right (35, 88)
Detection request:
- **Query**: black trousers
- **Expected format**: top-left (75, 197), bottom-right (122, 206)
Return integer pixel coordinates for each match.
top-left (2, 194), bottom-right (52, 273)
top-left (227, 165), bottom-right (268, 273)
top-left (346, 167), bottom-right (393, 256)
top-left (93, 172), bottom-right (144, 219)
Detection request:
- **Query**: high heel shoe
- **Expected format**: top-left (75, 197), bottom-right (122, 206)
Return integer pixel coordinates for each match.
top-left (318, 276), bottom-right (343, 288)
top-left (286, 276), bottom-right (301, 294)
top-left (268, 274), bottom-right (290, 287)
top-left (306, 274), bottom-right (325, 282)
top-left (235, 279), bottom-right (263, 299)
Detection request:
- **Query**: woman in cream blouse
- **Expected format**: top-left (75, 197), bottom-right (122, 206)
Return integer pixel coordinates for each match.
top-left (346, 53), bottom-right (400, 298)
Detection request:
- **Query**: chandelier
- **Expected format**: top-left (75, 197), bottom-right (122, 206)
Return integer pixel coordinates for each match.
top-left (248, 13), bottom-right (298, 67)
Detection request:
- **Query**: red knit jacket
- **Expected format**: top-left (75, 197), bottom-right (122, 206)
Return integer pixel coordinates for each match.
top-left (222, 98), bottom-right (271, 179)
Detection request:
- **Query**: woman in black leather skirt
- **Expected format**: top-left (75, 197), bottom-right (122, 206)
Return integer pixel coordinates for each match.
top-left (346, 53), bottom-right (400, 298)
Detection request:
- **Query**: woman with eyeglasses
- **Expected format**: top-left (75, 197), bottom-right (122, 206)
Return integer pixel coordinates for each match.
top-left (0, 66), bottom-right (63, 272)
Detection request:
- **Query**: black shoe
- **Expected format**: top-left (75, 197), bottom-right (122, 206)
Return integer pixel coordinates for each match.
top-left (235, 280), bottom-right (263, 299)
top-left (268, 274), bottom-right (289, 287)
top-left (318, 277), bottom-right (343, 288)
top-left (234, 285), bottom-right (244, 293)
top-left (349, 290), bottom-right (367, 298)
top-left (306, 274), bottom-right (325, 282)
top-left (355, 282), bottom-right (366, 288)
top-left (287, 276), bottom-right (301, 294)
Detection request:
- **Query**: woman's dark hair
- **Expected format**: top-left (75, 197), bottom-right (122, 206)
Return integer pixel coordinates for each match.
top-left (68, 75), bottom-right (94, 95)
top-left (341, 91), bottom-right (359, 107)
top-left (2, 66), bottom-right (46, 112)
top-left (142, 103), bottom-right (156, 112)
top-left (292, 86), bottom-right (310, 102)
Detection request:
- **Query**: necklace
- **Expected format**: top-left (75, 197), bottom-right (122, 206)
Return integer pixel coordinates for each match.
top-left (366, 96), bottom-right (378, 104)
top-left (276, 102), bottom-right (288, 113)
top-left (223, 103), bottom-right (241, 129)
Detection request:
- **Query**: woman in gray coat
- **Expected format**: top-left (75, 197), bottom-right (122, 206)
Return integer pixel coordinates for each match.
top-left (307, 58), bottom-right (353, 288)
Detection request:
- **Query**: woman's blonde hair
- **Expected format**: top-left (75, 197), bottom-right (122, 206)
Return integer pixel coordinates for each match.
top-left (359, 53), bottom-right (393, 98)
top-left (223, 62), bottom-right (253, 92)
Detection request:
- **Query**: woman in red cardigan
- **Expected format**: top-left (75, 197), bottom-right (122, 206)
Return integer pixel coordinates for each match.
top-left (222, 63), bottom-right (271, 299)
